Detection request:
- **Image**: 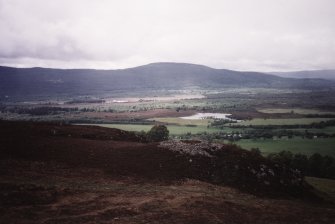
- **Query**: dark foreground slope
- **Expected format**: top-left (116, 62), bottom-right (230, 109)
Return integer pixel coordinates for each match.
top-left (1, 63), bottom-right (334, 100)
top-left (0, 121), bottom-right (334, 224)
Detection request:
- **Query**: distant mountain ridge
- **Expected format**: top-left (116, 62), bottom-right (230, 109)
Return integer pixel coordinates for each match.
top-left (0, 62), bottom-right (334, 100)
top-left (270, 70), bottom-right (335, 80)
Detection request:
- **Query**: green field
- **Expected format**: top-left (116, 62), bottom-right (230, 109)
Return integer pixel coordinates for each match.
top-left (306, 177), bottom-right (335, 202)
top-left (234, 118), bottom-right (334, 126)
top-left (82, 123), bottom-right (253, 135)
top-left (81, 124), bottom-right (335, 156)
top-left (236, 138), bottom-right (335, 157)
top-left (291, 126), bottom-right (335, 135)
top-left (86, 123), bottom-right (221, 135)
top-left (257, 108), bottom-right (335, 115)
top-left (322, 126), bottom-right (335, 134)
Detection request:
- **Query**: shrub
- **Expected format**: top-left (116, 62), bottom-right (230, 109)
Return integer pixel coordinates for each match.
top-left (250, 148), bottom-right (261, 155)
top-left (147, 125), bottom-right (169, 142)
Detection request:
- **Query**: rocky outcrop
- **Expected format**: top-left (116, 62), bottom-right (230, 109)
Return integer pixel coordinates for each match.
top-left (159, 140), bottom-right (307, 197)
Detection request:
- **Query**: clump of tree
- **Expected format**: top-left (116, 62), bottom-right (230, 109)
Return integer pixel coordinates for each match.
top-left (210, 118), bottom-right (237, 127)
top-left (250, 147), bottom-right (262, 155)
top-left (147, 125), bottom-right (169, 142)
top-left (267, 151), bottom-right (335, 179)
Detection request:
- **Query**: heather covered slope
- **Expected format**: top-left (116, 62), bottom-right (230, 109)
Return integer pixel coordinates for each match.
top-left (1, 121), bottom-right (335, 223)
top-left (1, 63), bottom-right (334, 100)
top-left (0, 121), bottom-right (311, 196)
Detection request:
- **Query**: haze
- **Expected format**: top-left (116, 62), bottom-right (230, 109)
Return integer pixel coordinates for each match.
top-left (0, 0), bottom-right (334, 71)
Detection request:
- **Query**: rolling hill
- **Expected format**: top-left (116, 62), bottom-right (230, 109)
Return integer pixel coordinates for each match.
top-left (0, 62), bottom-right (334, 100)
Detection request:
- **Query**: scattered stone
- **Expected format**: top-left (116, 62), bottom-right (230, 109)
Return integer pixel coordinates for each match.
top-left (159, 140), bottom-right (221, 157)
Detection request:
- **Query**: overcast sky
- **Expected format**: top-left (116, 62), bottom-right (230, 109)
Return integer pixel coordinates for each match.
top-left (0, 0), bottom-right (334, 71)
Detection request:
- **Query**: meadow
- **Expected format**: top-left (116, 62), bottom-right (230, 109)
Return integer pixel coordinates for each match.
top-left (90, 123), bottom-right (221, 135)
top-left (257, 108), bottom-right (335, 115)
top-left (305, 177), bottom-right (335, 202)
top-left (236, 137), bottom-right (335, 157)
top-left (233, 118), bottom-right (334, 126)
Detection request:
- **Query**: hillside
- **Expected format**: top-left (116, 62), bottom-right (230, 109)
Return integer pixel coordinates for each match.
top-left (0, 63), bottom-right (334, 100)
top-left (271, 70), bottom-right (335, 80)
top-left (1, 121), bottom-right (335, 223)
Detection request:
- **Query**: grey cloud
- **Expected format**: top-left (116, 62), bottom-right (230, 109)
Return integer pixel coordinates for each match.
top-left (0, 0), bottom-right (334, 71)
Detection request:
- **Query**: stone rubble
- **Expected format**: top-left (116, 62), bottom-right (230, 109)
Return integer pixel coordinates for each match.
top-left (159, 140), bottom-right (305, 189)
top-left (159, 140), bottom-right (222, 157)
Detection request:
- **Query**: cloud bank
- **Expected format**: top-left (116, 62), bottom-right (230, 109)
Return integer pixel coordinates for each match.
top-left (0, 0), bottom-right (334, 71)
